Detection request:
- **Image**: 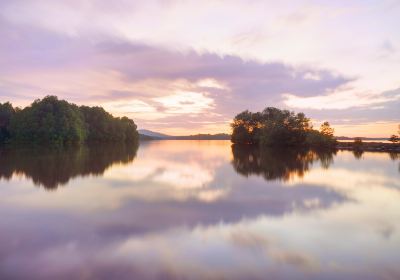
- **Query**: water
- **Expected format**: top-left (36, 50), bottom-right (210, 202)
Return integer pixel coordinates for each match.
top-left (0, 140), bottom-right (399, 280)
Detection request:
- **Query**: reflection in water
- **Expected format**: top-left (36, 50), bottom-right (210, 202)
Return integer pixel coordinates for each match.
top-left (389, 152), bottom-right (400, 161)
top-left (232, 144), bottom-right (336, 181)
top-left (0, 141), bottom-right (399, 280)
top-left (353, 149), bottom-right (364, 159)
top-left (388, 152), bottom-right (400, 173)
top-left (0, 143), bottom-right (138, 189)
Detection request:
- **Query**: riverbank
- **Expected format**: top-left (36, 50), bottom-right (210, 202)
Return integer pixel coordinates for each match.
top-left (337, 142), bottom-right (400, 152)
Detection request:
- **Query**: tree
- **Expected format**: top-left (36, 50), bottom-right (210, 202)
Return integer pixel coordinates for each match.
top-left (320, 122), bottom-right (334, 137)
top-left (9, 96), bottom-right (86, 145)
top-left (259, 108), bottom-right (311, 146)
top-left (353, 137), bottom-right (363, 148)
top-left (80, 106), bottom-right (138, 143)
top-left (2, 96), bottom-right (139, 146)
top-left (120, 116), bottom-right (139, 142)
top-left (0, 102), bottom-right (15, 143)
top-left (305, 121), bottom-right (337, 148)
top-left (230, 110), bottom-right (263, 144)
top-left (389, 135), bottom-right (399, 143)
top-left (231, 107), bottom-right (336, 148)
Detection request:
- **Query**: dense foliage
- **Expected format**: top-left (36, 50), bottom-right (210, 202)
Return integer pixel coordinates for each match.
top-left (0, 102), bottom-right (15, 143)
top-left (231, 107), bottom-right (336, 148)
top-left (9, 97), bottom-right (87, 144)
top-left (80, 106), bottom-right (138, 142)
top-left (0, 96), bottom-right (139, 145)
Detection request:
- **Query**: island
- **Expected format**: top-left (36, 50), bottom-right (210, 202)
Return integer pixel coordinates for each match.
top-left (230, 107), bottom-right (400, 152)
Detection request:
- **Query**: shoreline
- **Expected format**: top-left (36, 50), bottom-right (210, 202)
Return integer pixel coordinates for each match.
top-left (337, 142), bottom-right (400, 152)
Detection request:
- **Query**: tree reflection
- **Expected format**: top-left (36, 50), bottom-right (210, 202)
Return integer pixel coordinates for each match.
top-left (231, 144), bottom-right (336, 181)
top-left (388, 152), bottom-right (400, 161)
top-left (352, 149), bottom-right (364, 160)
top-left (388, 152), bottom-right (400, 173)
top-left (0, 143), bottom-right (138, 189)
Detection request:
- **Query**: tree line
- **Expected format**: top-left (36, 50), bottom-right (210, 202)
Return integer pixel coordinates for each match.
top-left (0, 96), bottom-right (139, 145)
top-left (231, 107), bottom-right (336, 148)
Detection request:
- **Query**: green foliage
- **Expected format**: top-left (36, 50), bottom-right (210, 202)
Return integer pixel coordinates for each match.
top-left (80, 106), bottom-right (138, 142)
top-left (306, 122), bottom-right (337, 148)
top-left (231, 110), bottom-right (263, 144)
top-left (9, 96), bottom-right (86, 145)
top-left (320, 121), bottom-right (334, 137)
top-left (0, 102), bottom-right (15, 143)
top-left (2, 96), bottom-right (139, 146)
top-left (231, 107), bottom-right (336, 148)
top-left (120, 116), bottom-right (139, 143)
top-left (259, 108), bottom-right (311, 146)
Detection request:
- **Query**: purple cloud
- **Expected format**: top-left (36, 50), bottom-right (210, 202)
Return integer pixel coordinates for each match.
top-left (2, 11), bottom-right (397, 134)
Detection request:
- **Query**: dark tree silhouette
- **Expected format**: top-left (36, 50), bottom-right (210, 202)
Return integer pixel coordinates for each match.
top-left (0, 102), bottom-right (16, 143)
top-left (231, 107), bottom-right (336, 148)
top-left (389, 135), bottom-right (399, 143)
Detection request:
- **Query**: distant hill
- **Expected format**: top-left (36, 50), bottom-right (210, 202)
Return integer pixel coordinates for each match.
top-left (138, 129), bottom-right (230, 140)
top-left (138, 130), bottom-right (388, 142)
top-left (171, 133), bottom-right (231, 140)
top-left (139, 133), bottom-right (159, 141)
top-left (138, 129), bottom-right (171, 139)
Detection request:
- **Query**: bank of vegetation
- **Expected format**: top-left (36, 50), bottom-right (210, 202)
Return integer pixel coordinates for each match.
top-left (231, 107), bottom-right (336, 148)
top-left (337, 125), bottom-right (400, 152)
top-left (0, 96), bottom-right (139, 145)
top-left (337, 141), bottom-right (400, 153)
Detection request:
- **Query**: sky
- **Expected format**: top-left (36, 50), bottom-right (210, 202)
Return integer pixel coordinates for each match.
top-left (0, 0), bottom-right (399, 136)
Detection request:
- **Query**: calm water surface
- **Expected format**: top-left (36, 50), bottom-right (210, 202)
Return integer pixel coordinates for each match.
top-left (0, 140), bottom-right (399, 280)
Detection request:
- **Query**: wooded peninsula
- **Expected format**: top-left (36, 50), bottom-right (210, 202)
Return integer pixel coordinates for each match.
top-left (0, 96), bottom-right (139, 145)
